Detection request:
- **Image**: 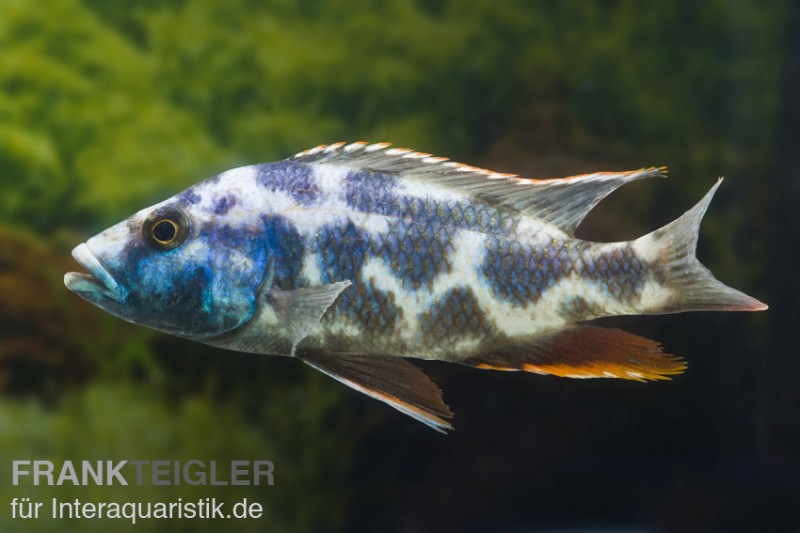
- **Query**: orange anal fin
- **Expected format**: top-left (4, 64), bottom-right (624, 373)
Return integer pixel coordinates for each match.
top-left (465, 325), bottom-right (686, 382)
top-left (299, 351), bottom-right (453, 432)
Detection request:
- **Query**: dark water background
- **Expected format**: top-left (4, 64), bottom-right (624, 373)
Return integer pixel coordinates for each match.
top-left (0, 1), bottom-right (797, 531)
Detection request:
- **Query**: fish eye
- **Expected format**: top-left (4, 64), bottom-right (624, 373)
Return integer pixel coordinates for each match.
top-left (152, 219), bottom-right (178, 242)
top-left (143, 207), bottom-right (190, 251)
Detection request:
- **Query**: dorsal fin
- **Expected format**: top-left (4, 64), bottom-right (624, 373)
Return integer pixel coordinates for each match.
top-left (292, 142), bottom-right (665, 235)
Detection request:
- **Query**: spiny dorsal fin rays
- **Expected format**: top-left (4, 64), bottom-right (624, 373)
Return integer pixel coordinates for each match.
top-left (293, 141), bottom-right (510, 178)
top-left (292, 142), bottom-right (666, 235)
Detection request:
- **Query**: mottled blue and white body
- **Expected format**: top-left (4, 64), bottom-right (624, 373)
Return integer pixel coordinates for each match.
top-left (65, 142), bottom-right (766, 431)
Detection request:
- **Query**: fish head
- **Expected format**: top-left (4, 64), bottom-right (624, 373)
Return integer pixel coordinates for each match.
top-left (64, 192), bottom-right (270, 339)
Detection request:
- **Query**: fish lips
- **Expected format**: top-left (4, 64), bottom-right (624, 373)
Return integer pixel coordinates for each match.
top-left (64, 243), bottom-right (129, 305)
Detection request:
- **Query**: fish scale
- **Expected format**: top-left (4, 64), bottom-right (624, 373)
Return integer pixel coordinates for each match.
top-left (419, 287), bottom-right (498, 346)
top-left (65, 141), bottom-right (767, 432)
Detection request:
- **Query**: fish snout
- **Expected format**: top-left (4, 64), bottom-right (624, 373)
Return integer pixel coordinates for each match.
top-left (64, 243), bottom-right (129, 304)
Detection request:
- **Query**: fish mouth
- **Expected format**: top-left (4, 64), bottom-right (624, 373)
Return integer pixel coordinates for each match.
top-left (64, 243), bottom-right (129, 304)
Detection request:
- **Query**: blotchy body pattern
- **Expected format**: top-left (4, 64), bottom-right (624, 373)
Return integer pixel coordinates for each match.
top-left (179, 159), bottom-right (654, 360)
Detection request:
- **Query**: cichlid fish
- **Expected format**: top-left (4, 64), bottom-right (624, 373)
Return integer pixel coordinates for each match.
top-left (64, 142), bottom-right (767, 432)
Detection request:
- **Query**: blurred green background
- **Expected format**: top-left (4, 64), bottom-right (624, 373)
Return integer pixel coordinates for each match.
top-left (1, 0), bottom-right (797, 530)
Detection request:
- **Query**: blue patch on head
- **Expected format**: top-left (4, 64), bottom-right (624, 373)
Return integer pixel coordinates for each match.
top-left (257, 161), bottom-right (319, 204)
top-left (119, 241), bottom-right (246, 336)
top-left (113, 258), bottom-right (215, 335)
top-left (89, 212), bottom-right (270, 340)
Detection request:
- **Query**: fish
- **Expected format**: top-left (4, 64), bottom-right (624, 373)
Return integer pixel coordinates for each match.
top-left (64, 142), bottom-right (767, 432)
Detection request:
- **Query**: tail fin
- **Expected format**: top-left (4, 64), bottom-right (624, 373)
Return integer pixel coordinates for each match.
top-left (634, 178), bottom-right (767, 313)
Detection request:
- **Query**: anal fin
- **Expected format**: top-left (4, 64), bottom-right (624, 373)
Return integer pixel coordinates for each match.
top-left (299, 351), bottom-right (454, 432)
top-left (464, 325), bottom-right (685, 382)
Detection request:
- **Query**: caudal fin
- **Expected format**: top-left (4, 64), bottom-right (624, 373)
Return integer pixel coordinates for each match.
top-left (634, 178), bottom-right (767, 313)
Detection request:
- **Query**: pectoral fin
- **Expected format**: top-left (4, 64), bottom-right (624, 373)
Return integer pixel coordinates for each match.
top-left (267, 281), bottom-right (351, 352)
top-left (299, 351), bottom-right (454, 433)
top-left (463, 325), bottom-right (686, 381)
